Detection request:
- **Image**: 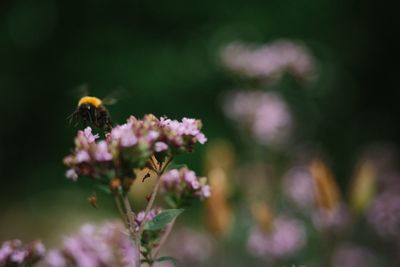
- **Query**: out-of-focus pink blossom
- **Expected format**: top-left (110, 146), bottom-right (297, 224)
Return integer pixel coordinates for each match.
top-left (247, 217), bottom-right (306, 260)
top-left (75, 150), bottom-right (90, 163)
top-left (155, 228), bottom-right (213, 266)
top-left (331, 243), bottom-right (376, 267)
top-left (367, 191), bottom-right (400, 238)
top-left (312, 204), bottom-right (350, 231)
top-left (220, 40), bottom-right (316, 82)
top-left (224, 91), bottom-right (292, 145)
top-left (65, 169), bottom-right (78, 181)
top-left (111, 122), bottom-right (138, 147)
top-left (283, 166), bottom-right (315, 209)
top-left (94, 141), bottom-right (112, 161)
top-left (154, 142), bottom-right (168, 152)
top-left (0, 239), bottom-right (45, 266)
top-left (43, 222), bottom-right (139, 267)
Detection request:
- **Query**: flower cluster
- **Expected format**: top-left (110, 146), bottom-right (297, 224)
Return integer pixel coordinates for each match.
top-left (63, 114), bottom-right (207, 191)
top-left (367, 191), bottom-right (400, 238)
top-left (156, 228), bottom-right (213, 267)
top-left (223, 91), bottom-right (292, 145)
top-left (42, 223), bottom-right (139, 267)
top-left (0, 239), bottom-right (45, 266)
top-left (331, 243), bottom-right (377, 267)
top-left (135, 208), bottom-right (161, 229)
top-left (283, 165), bottom-right (315, 210)
top-left (220, 40), bottom-right (316, 82)
top-left (161, 168), bottom-right (211, 207)
top-left (247, 216), bottom-right (306, 260)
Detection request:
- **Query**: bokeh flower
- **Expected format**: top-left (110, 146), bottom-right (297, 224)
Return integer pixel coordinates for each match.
top-left (331, 243), bottom-right (377, 267)
top-left (220, 40), bottom-right (316, 82)
top-left (367, 191), bottom-right (400, 238)
top-left (42, 222), bottom-right (139, 267)
top-left (283, 165), bottom-right (315, 210)
top-left (223, 91), bottom-right (292, 146)
top-left (155, 227), bottom-right (213, 266)
top-left (0, 239), bottom-right (45, 266)
top-left (247, 216), bottom-right (306, 260)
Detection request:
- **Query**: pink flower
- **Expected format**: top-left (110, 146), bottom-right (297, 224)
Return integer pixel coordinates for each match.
top-left (111, 123), bottom-right (138, 147)
top-left (45, 250), bottom-right (66, 267)
top-left (154, 142), bottom-right (168, 152)
top-left (95, 141), bottom-right (113, 161)
top-left (247, 217), bottom-right (306, 259)
top-left (83, 127), bottom-right (99, 143)
top-left (65, 169), bottom-right (78, 181)
top-left (200, 185), bottom-right (211, 198)
top-left (184, 170), bottom-right (200, 189)
top-left (161, 168), bottom-right (210, 205)
top-left (76, 150), bottom-right (90, 163)
top-left (220, 40), bottom-right (316, 81)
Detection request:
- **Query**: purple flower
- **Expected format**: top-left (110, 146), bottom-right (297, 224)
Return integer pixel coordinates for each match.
top-left (65, 169), bottom-right (78, 181)
top-left (247, 217), bottom-right (306, 260)
top-left (95, 141), bottom-right (113, 161)
top-left (331, 243), bottom-right (376, 267)
top-left (312, 204), bottom-right (350, 231)
top-left (367, 191), bottom-right (400, 238)
top-left (283, 166), bottom-right (315, 209)
top-left (136, 208), bottom-right (160, 225)
top-left (157, 228), bottom-right (213, 266)
top-left (224, 91), bottom-right (292, 146)
top-left (45, 250), bottom-right (66, 267)
top-left (64, 114), bottom-right (207, 188)
top-left (184, 170), bottom-right (200, 189)
top-left (45, 222), bottom-right (139, 267)
top-left (154, 141), bottom-right (168, 152)
top-left (162, 169), bottom-right (180, 186)
top-left (83, 127), bottom-right (99, 143)
top-left (111, 122), bottom-right (138, 147)
top-left (200, 185), bottom-right (211, 198)
top-left (76, 150), bottom-right (90, 163)
top-left (10, 250), bottom-right (28, 263)
top-left (161, 168), bottom-right (211, 204)
top-left (220, 40), bottom-right (316, 82)
top-left (0, 239), bottom-right (46, 266)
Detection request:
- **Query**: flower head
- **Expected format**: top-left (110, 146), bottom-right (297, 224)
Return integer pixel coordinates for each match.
top-left (161, 168), bottom-right (211, 207)
top-left (247, 216), bottom-right (306, 260)
top-left (63, 115), bottom-right (207, 192)
top-left (43, 222), bottom-right (139, 267)
top-left (0, 239), bottom-right (45, 266)
top-left (224, 91), bottom-right (292, 146)
top-left (220, 40), bottom-right (316, 82)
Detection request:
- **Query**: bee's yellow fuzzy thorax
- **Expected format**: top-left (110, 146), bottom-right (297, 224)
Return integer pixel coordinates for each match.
top-left (78, 96), bottom-right (102, 107)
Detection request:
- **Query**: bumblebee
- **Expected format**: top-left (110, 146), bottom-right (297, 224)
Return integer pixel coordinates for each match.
top-left (69, 96), bottom-right (113, 130)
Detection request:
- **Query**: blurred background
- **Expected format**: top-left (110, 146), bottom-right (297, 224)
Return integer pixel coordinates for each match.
top-left (0, 0), bottom-right (399, 266)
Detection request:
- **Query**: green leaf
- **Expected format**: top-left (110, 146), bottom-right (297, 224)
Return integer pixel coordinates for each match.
top-left (156, 256), bottom-right (179, 266)
top-left (144, 209), bottom-right (184, 231)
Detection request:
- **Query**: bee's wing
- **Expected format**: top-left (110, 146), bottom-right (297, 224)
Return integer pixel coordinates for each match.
top-left (68, 83), bottom-right (90, 98)
top-left (102, 88), bottom-right (129, 106)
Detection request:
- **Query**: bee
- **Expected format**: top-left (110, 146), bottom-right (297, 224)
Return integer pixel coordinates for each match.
top-left (68, 95), bottom-right (114, 131)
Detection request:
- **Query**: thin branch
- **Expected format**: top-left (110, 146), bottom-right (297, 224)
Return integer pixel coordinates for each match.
top-left (114, 194), bottom-right (128, 228)
top-left (136, 156), bottom-right (173, 245)
top-left (151, 218), bottom-right (177, 261)
top-left (123, 194), bottom-right (137, 238)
